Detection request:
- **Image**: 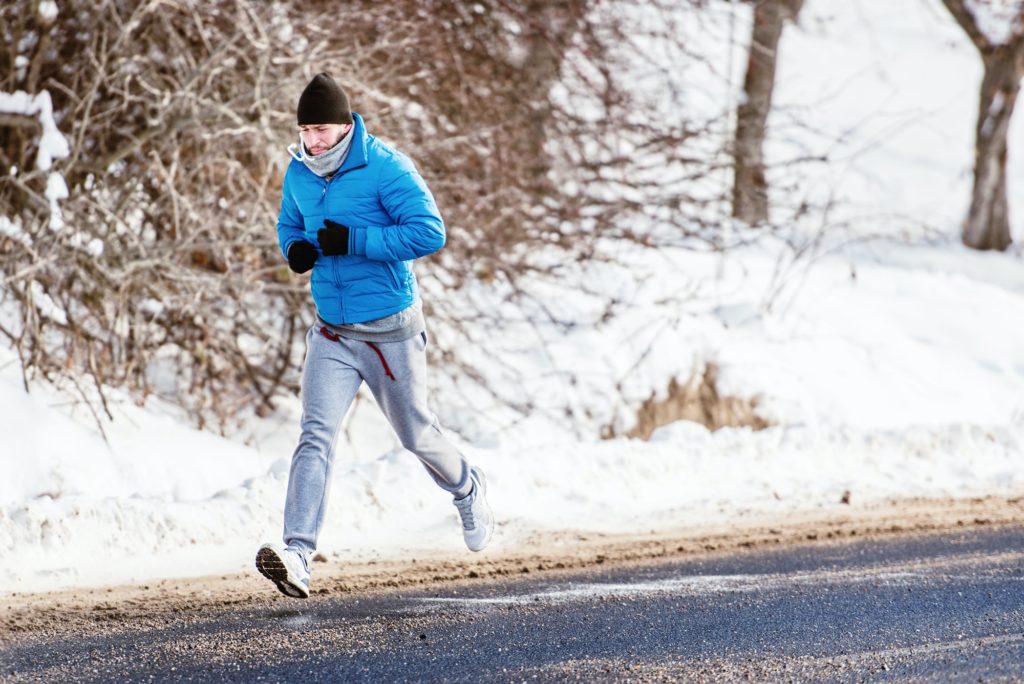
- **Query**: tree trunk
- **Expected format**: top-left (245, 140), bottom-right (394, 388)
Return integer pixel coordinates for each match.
top-left (940, 0), bottom-right (1024, 251)
top-left (732, 0), bottom-right (803, 226)
top-left (964, 51), bottom-right (1019, 251)
top-left (519, 0), bottom-right (587, 184)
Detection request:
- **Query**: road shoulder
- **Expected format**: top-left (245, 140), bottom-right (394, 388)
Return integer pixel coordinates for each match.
top-left (3, 493), bottom-right (1023, 638)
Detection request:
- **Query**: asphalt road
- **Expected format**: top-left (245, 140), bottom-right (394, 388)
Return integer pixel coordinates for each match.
top-left (3, 524), bottom-right (1024, 682)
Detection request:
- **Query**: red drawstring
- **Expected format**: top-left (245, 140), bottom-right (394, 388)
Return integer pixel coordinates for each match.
top-left (364, 341), bottom-right (396, 381)
top-left (319, 326), bottom-right (396, 382)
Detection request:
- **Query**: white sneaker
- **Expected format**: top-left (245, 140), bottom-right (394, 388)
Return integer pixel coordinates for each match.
top-left (255, 543), bottom-right (310, 598)
top-left (453, 467), bottom-right (494, 552)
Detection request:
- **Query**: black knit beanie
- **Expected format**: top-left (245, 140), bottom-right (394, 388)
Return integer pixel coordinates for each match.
top-left (297, 72), bottom-right (353, 125)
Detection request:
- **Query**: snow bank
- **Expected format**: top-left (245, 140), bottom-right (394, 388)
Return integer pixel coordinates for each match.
top-left (3, 235), bottom-right (1023, 593)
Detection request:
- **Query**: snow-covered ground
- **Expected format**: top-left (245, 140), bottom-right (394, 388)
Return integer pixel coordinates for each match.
top-left (2, 0), bottom-right (1024, 594)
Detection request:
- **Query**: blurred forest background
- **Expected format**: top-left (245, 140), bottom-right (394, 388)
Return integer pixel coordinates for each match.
top-left (1, 0), bottom-right (1020, 432)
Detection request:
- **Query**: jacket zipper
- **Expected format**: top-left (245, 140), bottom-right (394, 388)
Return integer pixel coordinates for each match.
top-left (321, 175), bottom-right (346, 322)
top-left (314, 160), bottom-right (367, 321)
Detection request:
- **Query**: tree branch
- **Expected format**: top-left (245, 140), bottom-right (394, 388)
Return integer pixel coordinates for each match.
top-left (940, 0), bottom-right (993, 54)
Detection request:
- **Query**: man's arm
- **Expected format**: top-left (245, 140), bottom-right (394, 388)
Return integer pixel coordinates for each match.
top-left (346, 155), bottom-right (446, 261)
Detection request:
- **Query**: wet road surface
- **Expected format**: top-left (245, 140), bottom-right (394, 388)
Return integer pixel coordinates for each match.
top-left (2, 524), bottom-right (1023, 682)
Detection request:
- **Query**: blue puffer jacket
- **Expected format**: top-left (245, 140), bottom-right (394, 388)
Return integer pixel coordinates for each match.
top-left (276, 113), bottom-right (445, 325)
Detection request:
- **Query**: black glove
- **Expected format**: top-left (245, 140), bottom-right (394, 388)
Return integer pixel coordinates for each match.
top-left (318, 219), bottom-right (350, 256)
top-left (287, 240), bottom-right (318, 274)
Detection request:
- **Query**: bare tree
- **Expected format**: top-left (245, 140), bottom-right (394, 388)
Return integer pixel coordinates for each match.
top-left (732, 0), bottom-right (804, 226)
top-left (0, 0), bottom-right (609, 431)
top-left (1, 0), bottom-right (794, 437)
top-left (941, 0), bottom-right (1024, 251)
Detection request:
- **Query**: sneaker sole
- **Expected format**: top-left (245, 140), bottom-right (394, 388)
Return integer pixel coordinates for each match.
top-left (255, 546), bottom-right (309, 599)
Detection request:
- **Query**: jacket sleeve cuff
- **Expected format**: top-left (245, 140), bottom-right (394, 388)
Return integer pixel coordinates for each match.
top-left (349, 227), bottom-right (369, 256)
top-left (362, 225), bottom-right (386, 260)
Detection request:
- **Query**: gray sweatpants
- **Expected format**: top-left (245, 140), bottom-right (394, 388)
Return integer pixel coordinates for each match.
top-left (282, 324), bottom-right (470, 559)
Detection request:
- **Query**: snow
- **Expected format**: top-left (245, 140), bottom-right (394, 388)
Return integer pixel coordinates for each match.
top-left (37, 1), bottom-right (58, 24)
top-left (2, 0), bottom-right (1024, 594)
top-left (0, 89), bottom-right (70, 232)
top-left (28, 280), bottom-right (67, 326)
top-left (0, 216), bottom-right (32, 248)
top-left (0, 90), bottom-right (68, 173)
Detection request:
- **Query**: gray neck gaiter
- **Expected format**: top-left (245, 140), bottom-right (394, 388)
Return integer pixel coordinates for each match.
top-left (289, 125), bottom-right (354, 177)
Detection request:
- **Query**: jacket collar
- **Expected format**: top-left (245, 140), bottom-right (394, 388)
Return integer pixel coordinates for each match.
top-left (335, 112), bottom-right (369, 175)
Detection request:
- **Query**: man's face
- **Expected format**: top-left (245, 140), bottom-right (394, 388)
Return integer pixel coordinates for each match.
top-left (299, 123), bottom-right (352, 156)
